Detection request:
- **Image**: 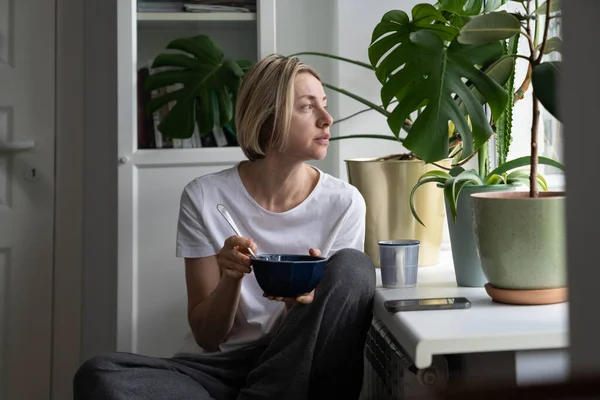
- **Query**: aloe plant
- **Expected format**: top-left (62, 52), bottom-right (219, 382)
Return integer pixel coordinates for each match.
top-left (144, 35), bottom-right (252, 139)
top-left (410, 155), bottom-right (564, 225)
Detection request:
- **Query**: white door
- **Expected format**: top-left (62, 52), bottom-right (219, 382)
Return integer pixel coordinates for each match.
top-left (0, 0), bottom-right (55, 398)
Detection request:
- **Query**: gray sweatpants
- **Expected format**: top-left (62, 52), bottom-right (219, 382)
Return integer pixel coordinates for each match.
top-left (73, 248), bottom-right (376, 400)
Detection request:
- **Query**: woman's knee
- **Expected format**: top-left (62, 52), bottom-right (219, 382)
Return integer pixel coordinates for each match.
top-left (73, 353), bottom-right (119, 393)
top-left (324, 248), bottom-right (376, 297)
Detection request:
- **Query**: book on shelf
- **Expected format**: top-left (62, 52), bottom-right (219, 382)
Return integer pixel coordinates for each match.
top-left (137, 0), bottom-right (256, 13)
top-left (137, 2), bottom-right (185, 12)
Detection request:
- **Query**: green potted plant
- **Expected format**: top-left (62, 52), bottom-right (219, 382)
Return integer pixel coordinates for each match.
top-left (366, 1), bottom-right (564, 287)
top-left (465, 0), bottom-right (566, 304)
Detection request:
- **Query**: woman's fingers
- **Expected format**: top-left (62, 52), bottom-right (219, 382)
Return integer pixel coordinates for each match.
top-left (309, 248), bottom-right (322, 257)
top-left (218, 235), bottom-right (255, 278)
top-left (264, 290), bottom-right (315, 305)
top-left (296, 289), bottom-right (315, 304)
top-left (225, 235), bottom-right (253, 251)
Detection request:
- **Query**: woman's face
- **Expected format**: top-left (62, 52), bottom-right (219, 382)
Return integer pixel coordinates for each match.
top-left (284, 72), bottom-right (334, 161)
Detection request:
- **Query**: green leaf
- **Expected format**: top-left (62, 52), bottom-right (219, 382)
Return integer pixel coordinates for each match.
top-left (410, 176), bottom-right (448, 226)
top-left (535, 0), bottom-right (561, 15)
top-left (439, 0), bottom-right (484, 15)
top-left (370, 5), bottom-right (459, 83)
top-left (537, 173), bottom-right (549, 191)
top-left (444, 170), bottom-right (484, 223)
top-left (506, 169), bottom-right (549, 190)
top-left (537, 37), bottom-right (562, 54)
top-left (448, 13), bottom-right (471, 29)
top-left (449, 166), bottom-right (466, 177)
top-left (370, 21), bottom-right (507, 162)
top-left (458, 12), bottom-right (522, 45)
top-left (418, 170), bottom-right (453, 181)
top-left (495, 33), bottom-right (518, 165)
top-left (457, 53), bottom-right (515, 114)
top-left (484, 0), bottom-right (508, 12)
top-left (144, 35), bottom-right (248, 139)
top-left (486, 155), bottom-right (565, 179)
top-left (532, 61), bottom-right (560, 121)
top-left (486, 173), bottom-right (507, 185)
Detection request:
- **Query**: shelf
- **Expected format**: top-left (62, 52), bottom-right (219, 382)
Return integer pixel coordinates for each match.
top-left (137, 12), bottom-right (256, 22)
top-left (131, 147), bottom-right (246, 167)
top-left (373, 252), bottom-right (568, 369)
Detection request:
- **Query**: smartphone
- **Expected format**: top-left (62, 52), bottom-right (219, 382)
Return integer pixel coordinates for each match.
top-left (384, 297), bottom-right (471, 312)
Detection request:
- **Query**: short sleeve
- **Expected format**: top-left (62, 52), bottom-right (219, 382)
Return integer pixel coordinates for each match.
top-left (176, 182), bottom-right (216, 258)
top-left (328, 188), bottom-right (367, 254)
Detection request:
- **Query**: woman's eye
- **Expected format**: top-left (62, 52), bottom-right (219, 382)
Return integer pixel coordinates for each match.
top-left (303, 104), bottom-right (314, 110)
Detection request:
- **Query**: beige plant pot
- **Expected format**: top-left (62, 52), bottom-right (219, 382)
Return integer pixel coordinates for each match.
top-left (345, 158), bottom-right (450, 267)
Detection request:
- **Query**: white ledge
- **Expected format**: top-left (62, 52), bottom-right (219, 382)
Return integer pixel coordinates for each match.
top-left (374, 251), bottom-right (569, 369)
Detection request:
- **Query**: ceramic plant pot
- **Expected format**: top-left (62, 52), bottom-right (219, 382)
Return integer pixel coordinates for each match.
top-left (445, 184), bottom-right (517, 287)
top-left (471, 191), bottom-right (567, 291)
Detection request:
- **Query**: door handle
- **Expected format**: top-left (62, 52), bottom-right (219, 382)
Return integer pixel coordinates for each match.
top-left (0, 140), bottom-right (36, 154)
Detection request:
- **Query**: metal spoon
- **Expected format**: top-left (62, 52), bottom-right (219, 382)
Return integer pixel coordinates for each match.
top-left (216, 204), bottom-right (257, 259)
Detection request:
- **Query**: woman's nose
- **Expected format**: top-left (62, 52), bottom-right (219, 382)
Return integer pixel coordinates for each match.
top-left (318, 108), bottom-right (334, 128)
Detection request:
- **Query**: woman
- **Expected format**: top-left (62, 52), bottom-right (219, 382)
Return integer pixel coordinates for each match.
top-left (74, 54), bottom-right (376, 400)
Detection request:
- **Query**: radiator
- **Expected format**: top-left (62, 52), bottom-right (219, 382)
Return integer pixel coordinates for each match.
top-left (360, 315), bottom-right (450, 400)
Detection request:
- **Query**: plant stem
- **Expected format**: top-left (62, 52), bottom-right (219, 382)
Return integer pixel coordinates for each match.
top-left (530, 92), bottom-right (540, 197)
top-left (478, 139), bottom-right (489, 179)
top-left (333, 100), bottom-right (398, 124)
top-left (330, 134), bottom-right (404, 142)
top-left (289, 52), bottom-right (374, 70)
top-left (322, 82), bottom-right (389, 118)
top-left (528, 0), bottom-right (552, 197)
top-left (535, 0), bottom-right (553, 64)
top-left (533, 0), bottom-right (540, 47)
top-left (514, 63), bottom-right (532, 102)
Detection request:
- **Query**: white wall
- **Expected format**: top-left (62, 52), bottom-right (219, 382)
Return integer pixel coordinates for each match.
top-left (274, 1), bottom-right (341, 176)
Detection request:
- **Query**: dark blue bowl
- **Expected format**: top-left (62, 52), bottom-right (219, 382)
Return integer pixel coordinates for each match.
top-left (252, 254), bottom-right (328, 297)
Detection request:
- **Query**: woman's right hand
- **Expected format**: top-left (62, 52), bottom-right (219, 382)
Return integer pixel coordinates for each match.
top-left (217, 235), bottom-right (257, 280)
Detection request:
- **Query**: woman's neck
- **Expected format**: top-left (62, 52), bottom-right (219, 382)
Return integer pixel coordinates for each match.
top-left (238, 158), bottom-right (319, 213)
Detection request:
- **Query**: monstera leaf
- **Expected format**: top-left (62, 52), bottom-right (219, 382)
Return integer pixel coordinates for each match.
top-left (369, 8), bottom-right (509, 163)
top-left (144, 35), bottom-right (250, 139)
top-left (439, 0), bottom-right (508, 15)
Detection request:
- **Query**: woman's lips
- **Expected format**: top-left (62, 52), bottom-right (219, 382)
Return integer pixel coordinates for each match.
top-left (315, 134), bottom-right (330, 145)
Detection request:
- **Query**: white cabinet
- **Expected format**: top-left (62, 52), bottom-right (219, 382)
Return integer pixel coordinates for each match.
top-left (117, 1), bottom-right (275, 357)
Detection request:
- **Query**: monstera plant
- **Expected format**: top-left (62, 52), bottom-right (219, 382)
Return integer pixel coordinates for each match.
top-left (364, 2), bottom-right (564, 224)
top-left (144, 35), bottom-right (251, 139)
top-left (368, 4), bottom-right (512, 163)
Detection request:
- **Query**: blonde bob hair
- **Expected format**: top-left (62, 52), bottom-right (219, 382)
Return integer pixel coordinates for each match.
top-left (235, 54), bottom-right (321, 161)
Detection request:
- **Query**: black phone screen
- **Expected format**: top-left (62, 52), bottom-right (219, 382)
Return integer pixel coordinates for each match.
top-left (384, 297), bottom-right (471, 312)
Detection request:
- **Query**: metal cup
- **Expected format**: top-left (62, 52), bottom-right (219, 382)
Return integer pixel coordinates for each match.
top-left (379, 240), bottom-right (420, 288)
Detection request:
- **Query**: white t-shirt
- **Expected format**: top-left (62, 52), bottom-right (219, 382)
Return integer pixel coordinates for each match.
top-left (175, 163), bottom-right (366, 355)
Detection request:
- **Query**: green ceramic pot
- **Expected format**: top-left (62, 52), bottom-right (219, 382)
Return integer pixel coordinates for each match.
top-left (445, 184), bottom-right (517, 287)
top-left (471, 191), bottom-right (567, 290)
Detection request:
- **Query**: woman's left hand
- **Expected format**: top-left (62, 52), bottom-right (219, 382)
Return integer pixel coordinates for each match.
top-left (264, 248), bottom-right (321, 307)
